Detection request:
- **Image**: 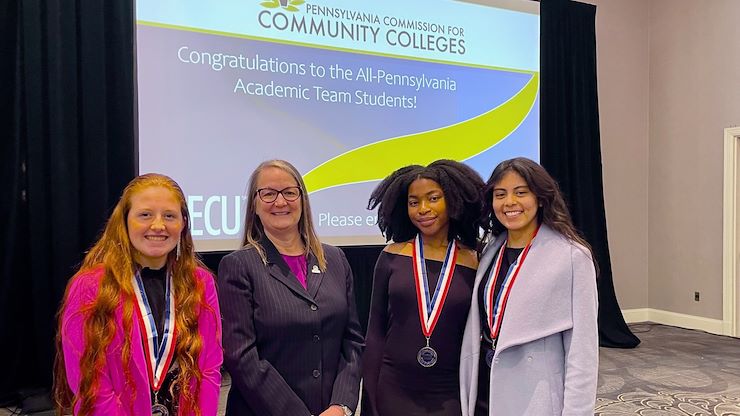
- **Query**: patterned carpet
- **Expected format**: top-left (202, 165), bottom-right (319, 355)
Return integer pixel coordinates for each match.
top-left (3, 323), bottom-right (740, 415)
top-left (595, 323), bottom-right (740, 415)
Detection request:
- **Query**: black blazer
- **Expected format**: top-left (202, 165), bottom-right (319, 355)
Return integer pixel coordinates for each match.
top-left (218, 237), bottom-right (364, 416)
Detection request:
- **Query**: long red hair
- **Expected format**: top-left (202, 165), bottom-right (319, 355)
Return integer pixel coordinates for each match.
top-left (53, 173), bottom-right (210, 416)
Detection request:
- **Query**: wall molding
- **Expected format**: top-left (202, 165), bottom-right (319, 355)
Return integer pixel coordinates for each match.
top-left (622, 308), bottom-right (726, 336)
top-left (621, 308), bottom-right (650, 323)
top-left (722, 127), bottom-right (739, 337)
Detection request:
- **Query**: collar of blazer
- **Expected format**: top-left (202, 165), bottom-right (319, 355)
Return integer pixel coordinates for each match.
top-left (261, 235), bottom-right (324, 301)
top-left (476, 224), bottom-right (575, 353)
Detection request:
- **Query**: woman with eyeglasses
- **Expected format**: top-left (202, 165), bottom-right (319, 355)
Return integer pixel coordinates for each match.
top-left (218, 160), bottom-right (364, 416)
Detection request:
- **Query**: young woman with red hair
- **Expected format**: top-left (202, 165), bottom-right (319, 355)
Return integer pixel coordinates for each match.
top-left (53, 173), bottom-right (222, 416)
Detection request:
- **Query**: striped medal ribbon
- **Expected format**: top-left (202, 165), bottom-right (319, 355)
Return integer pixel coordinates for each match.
top-left (483, 226), bottom-right (539, 367)
top-left (412, 234), bottom-right (457, 368)
top-left (132, 271), bottom-right (177, 415)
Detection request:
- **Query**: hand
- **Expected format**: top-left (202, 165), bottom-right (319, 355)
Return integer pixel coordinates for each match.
top-left (318, 405), bottom-right (345, 416)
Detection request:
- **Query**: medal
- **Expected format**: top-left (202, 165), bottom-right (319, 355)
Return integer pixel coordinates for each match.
top-left (151, 388), bottom-right (169, 416)
top-left (417, 345), bottom-right (438, 367)
top-left (132, 271), bottom-right (177, 414)
top-left (485, 346), bottom-right (495, 368)
top-left (151, 401), bottom-right (170, 416)
top-left (483, 226), bottom-right (540, 350)
top-left (412, 234), bottom-right (457, 368)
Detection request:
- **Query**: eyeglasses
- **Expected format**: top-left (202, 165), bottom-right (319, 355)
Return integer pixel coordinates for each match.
top-left (256, 187), bottom-right (302, 203)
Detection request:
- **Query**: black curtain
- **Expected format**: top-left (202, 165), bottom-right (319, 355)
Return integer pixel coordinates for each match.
top-left (540, 0), bottom-right (639, 348)
top-left (0, 0), bottom-right (136, 401)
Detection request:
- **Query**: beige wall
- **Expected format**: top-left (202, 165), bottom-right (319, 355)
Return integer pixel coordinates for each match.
top-left (590, 0), bottom-right (740, 319)
top-left (647, 0), bottom-right (740, 319)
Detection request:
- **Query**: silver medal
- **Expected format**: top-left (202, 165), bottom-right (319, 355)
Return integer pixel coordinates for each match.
top-left (151, 402), bottom-right (169, 416)
top-left (417, 345), bottom-right (438, 367)
top-left (412, 236), bottom-right (456, 369)
top-left (485, 347), bottom-right (495, 368)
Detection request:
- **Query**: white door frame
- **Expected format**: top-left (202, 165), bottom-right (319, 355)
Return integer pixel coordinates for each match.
top-left (722, 127), bottom-right (740, 337)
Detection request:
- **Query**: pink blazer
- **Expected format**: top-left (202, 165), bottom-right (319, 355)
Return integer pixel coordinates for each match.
top-left (61, 266), bottom-right (223, 415)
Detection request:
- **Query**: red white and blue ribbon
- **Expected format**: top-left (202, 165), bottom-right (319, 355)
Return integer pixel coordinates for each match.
top-left (132, 272), bottom-right (177, 392)
top-left (412, 234), bottom-right (457, 339)
top-left (484, 226), bottom-right (539, 341)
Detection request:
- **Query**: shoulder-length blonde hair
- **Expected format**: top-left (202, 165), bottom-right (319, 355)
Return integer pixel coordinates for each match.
top-left (241, 160), bottom-right (326, 270)
top-left (53, 173), bottom-right (209, 416)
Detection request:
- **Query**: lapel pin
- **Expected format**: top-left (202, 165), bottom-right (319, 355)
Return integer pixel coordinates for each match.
top-left (311, 265), bottom-right (321, 274)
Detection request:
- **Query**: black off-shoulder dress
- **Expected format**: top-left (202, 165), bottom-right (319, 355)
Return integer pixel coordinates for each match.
top-left (363, 251), bottom-right (476, 416)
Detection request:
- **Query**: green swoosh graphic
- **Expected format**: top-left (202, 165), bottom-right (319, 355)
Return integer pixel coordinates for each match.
top-left (304, 73), bottom-right (539, 193)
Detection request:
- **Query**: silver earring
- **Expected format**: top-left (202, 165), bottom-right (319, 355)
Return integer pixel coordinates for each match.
top-left (176, 238), bottom-right (181, 260)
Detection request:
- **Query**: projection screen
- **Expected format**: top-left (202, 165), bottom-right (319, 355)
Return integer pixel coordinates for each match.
top-left (135, 0), bottom-right (540, 250)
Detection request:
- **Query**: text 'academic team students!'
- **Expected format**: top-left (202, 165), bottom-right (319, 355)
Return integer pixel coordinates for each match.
top-left (55, 158), bottom-right (597, 416)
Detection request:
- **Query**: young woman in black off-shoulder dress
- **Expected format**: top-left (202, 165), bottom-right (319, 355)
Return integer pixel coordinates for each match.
top-left (363, 160), bottom-right (485, 416)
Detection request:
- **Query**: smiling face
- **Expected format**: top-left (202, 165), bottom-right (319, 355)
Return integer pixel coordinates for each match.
top-left (407, 178), bottom-right (449, 242)
top-left (254, 166), bottom-right (302, 238)
top-left (492, 170), bottom-right (539, 244)
top-left (127, 186), bottom-right (184, 269)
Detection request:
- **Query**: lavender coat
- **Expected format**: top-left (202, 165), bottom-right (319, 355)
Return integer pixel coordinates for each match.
top-left (459, 225), bottom-right (598, 415)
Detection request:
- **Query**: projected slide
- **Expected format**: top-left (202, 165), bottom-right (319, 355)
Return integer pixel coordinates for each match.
top-left (136, 0), bottom-right (540, 250)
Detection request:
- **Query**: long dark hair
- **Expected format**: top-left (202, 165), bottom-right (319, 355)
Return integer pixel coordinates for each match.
top-left (483, 158), bottom-right (595, 260)
top-left (368, 159), bottom-right (485, 248)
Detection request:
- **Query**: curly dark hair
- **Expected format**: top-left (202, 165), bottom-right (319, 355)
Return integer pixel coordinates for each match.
top-left (482, 157), bottom-right (594, 258)
top-left (367, 160), bottom-right (485, 248)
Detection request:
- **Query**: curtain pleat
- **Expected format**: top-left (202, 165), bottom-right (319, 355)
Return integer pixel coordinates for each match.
top-left (0, 0), bottom-right (136, 398)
